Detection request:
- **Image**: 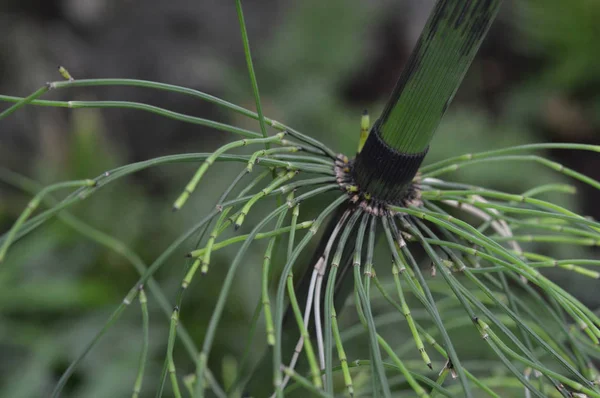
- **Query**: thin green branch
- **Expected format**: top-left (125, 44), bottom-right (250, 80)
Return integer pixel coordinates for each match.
top-left (0, 85), bottom-right (49, 120)
top-left (391, 261), bottom-right (432, 370)
top-left (286, 272), bottom-right (323, 389)
top-left (0, 179), bottom-right (96, 263)
top-left (167, 308), bottom-right (183, 398)
top-left (421, 143), bottom-right (600, 173)
top-left (330, 305), bottom-right (353, 397)
top-left (412, 229), bottom-right (597, 388)
top-left (0, 168), bottom-right (226, 398)
top-left (381, 216), bottom-right (472, 397)
top-left (421, 155), bottom-right (600, 190)
top-left (0, 153), bottom-right (333, 257)
top-left (234, 170), bottom-right (296, 228)
top-left (0, 79), bottom-right (337, 156)
top-left (173, 133), bottom-right (284, 210)
top-left (281, 367), bottom-right (331, 398)
top-left (351, 214), bottom-right (392, 397)
top-left (193, 203), bottom-right (289, 397)
top-left (325, 210), bottom-right (363, 393)
top-left (196, 187), bottom-right (342, 397)
top-left (50, 207), bottom-right (225, 397)
top-left (408, 218), bottom-right (570, 395)
top-left (262, 207), bottom-right (289, 347)
top-left (272, 195), bottom-right (348, 397)
top-left (354, 265), bottom-right (429, 397)
top-left (371, 276), bottom-right (501, 398)
top-left (477, 320), bottom-right (600, 397)
top-left (235, 0), bottom-right (269, 143)
top-left (158, 169), bottom-right (249, 396)
top-left (132, 287), bottom-right (149, 398)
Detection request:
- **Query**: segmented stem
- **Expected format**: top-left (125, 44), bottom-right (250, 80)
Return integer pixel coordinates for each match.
top-left (272, 195), bottom-right (347, 397)
top-left (391, 263), bottom-right (432, 370)
top-left (324, 210), bottom-right (363, 393)
top-left (173, 133), bottom-right (285, 211)
top-left (167, 308), bottom-right (183, 398)
top-left (286, 272), bottom-right (323, 388)
top-left (0, 179), bottom-right (96, 263)
top-left (352, 215), bottom-right (393, 398)
top-left (132, 286), bottom-right (149, 398)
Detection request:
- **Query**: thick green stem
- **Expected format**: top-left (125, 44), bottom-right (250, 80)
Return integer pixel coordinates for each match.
top-left (352, 0), bottom-right (503, 203)
top-left (378, 0), bottom-right (503, 153)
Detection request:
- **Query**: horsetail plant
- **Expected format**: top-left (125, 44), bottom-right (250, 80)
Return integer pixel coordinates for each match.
top-left (1, 0), bottom-right (600, 397)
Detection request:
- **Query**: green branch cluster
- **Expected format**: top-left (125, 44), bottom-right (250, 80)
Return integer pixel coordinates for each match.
top-left (1, 1), bottom-right (600, 397)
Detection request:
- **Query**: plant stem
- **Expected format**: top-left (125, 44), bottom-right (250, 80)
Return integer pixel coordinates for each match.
top-left (378, 0), bottom-right (503, 153)
top-left (352, 0), bottom-right (503, 202)
top-left (235, 0), bottom-right (269, 144)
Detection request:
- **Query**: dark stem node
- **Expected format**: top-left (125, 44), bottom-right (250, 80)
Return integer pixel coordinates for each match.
top-left (343, 125), bottom-right (426, 211)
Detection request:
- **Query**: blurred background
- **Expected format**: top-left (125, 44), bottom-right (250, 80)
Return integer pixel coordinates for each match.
top-left (1, 0), bottom-right (599, 396)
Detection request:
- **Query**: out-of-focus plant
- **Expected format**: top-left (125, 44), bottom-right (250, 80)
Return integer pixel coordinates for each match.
top-left (1, 1), bottom-right (600, 397)
top-left (517, 0), bottom-right (600, 92)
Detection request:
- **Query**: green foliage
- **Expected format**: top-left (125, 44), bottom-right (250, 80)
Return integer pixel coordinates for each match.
top-left (1, 1), bottom-right (600, 398)
top-left (517, 0), bottom-right (600, 91)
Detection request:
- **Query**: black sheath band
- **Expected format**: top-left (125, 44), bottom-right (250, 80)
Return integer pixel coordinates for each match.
top-left (352, 129), bottom-right (428, 204)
